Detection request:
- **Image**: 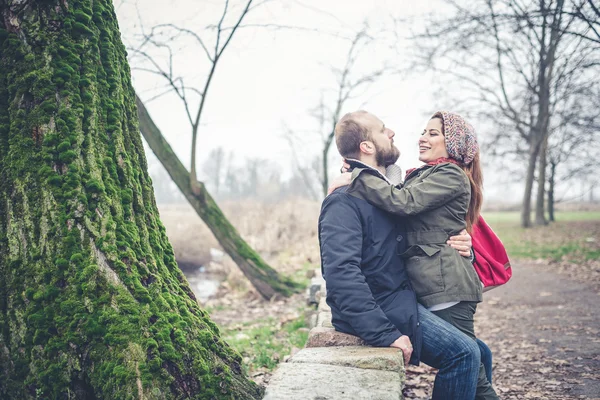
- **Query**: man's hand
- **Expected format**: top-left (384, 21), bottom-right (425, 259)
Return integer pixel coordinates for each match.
top-left (327, 172), bottom-right (352, 195)
top-left (447, 229), bottom-right (472, 257)
top-left (390, 335), bottom-right (412, 366)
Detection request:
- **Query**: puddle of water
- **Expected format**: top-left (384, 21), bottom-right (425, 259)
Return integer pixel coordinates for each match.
top-left (182, 267), bottom-right (223, 303)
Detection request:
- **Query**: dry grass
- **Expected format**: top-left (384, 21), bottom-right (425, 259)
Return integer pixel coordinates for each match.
top-left (157, 198), bottom-right (322, 277)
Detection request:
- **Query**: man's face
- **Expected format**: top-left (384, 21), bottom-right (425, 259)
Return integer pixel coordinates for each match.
top-left (359, 113), bottom-right (400, 167)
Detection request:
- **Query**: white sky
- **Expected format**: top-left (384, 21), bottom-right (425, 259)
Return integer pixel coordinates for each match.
top-left (115, 0), bottom-right (525, 203)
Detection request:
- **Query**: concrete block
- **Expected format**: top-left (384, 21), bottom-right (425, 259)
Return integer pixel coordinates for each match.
top-left (307, 274), bottom-right (326, 306)
top-left (263, 362), bottom-right (403, 400)
top-left (306, 327), bottom-right (366, 348)
top-left (307, 282), bottom-right (321, 306)
top-left (316, 311), bottom-right (333, 328)
top-left (317, 296), bottom-right (331, 312)
top-left (289, 346), bottom-right (404, 373)
top-left (308, 312), bottom-right (318, 329)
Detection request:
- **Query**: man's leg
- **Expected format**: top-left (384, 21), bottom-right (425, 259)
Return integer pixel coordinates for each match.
top-left (431, 302), bottom-right (498, 400)
top-left (418, 304), bottom-right (480, 400)
top-left (430, 310), bottom-right (492, 381)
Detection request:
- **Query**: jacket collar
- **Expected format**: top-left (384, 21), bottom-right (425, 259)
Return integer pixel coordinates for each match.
top-left (346, 158), bottom-right (391, 184)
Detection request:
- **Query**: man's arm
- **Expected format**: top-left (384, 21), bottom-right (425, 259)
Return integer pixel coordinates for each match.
top-left (319, 192), bottom-right (402, 347)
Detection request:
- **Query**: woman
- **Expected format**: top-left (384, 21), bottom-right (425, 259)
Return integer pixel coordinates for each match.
top-left (330, 111), bottom-right (497, 399)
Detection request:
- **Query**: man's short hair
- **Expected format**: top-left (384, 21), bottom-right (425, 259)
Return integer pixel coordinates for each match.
top-left (334, 110), bottom-right (371, 160)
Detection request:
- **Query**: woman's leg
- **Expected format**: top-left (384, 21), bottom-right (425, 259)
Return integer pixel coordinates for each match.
top-left (476, 339), bottom-right (493, 385)
top-left (432, 302), bottom-right (498, 400)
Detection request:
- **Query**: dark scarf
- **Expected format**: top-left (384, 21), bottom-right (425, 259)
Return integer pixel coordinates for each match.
top-left (405, 157), bottom-right (461, 180)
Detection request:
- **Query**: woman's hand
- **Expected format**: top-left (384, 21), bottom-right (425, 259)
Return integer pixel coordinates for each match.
top-left (340, 160), bottom-right (351, 173)
top-left (327, 172), bottom-right (352, 195)
top-left (447, 229), bottom-right (472, 257)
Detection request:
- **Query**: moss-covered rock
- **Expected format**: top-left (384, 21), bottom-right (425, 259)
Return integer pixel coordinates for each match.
top-left (0, 1), bottom-right (262, 398)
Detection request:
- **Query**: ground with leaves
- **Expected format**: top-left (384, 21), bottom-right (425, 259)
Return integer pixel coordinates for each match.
top-left (405, 215), bottom-right (600, 399)
top-left (403, 261), bottom-right (600, 399)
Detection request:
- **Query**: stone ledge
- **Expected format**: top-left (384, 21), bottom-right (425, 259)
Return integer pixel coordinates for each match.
top-left (289, 346), bottom-right (404, 373)
top-left (316, 311), bottom-right (333, 328)
top-left (262, 362), bottom-right (403, 400)
top-left (306, 327), bottom-right (366, 348)
top-left (318, 296), bottom-right (331, 312)
top-left (307, 275), bottom-right (326, 306)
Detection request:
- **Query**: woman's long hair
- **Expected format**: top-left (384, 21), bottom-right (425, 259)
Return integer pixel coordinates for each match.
top-left (433, 115), bottom-right (483, 232)
top-left (462, 152), bottom-right (483, 232)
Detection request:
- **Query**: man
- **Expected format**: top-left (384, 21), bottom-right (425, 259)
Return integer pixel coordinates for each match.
top-left (318, 110), bottom-right (482, 399)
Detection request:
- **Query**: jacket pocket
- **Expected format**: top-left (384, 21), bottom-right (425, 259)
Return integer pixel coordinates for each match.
top-left (404, 246), bottom-right (445, 297)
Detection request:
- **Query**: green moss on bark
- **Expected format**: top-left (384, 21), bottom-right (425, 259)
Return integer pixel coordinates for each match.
top-left (0, 1), bottom-right (261, 399)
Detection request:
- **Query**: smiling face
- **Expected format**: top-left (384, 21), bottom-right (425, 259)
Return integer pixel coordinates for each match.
top-left (419, 117), bottom-right (449, 163)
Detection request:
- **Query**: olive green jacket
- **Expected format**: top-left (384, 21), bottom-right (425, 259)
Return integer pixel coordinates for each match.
top-left (346, 162), bottom-right (482, 308)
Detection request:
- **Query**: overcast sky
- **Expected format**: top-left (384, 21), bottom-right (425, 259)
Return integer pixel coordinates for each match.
top-left (115, 0), bottom-right (525, 203)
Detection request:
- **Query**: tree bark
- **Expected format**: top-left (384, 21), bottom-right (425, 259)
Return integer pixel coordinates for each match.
top-left (136, 97), bottom-right (302, 300)
top-left (535, 137), bottom-right (548, 225)
top-left (523, 0), bottom-right (563, 228)
top-left (548, 161), bottom-right (556, 222)
top-left (521, 144), bottom-right (539, 228)
top-left (0, 1), bottom-right (262, 398)
top-left (321, 132), bottom-right (335, 197)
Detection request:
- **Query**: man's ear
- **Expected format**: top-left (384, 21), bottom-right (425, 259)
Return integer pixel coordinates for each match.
top-left (360, 141), bottom-right (375, 155)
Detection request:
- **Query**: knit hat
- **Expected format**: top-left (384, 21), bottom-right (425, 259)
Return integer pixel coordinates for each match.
top-left (432, 111), bottom-right (479, 165)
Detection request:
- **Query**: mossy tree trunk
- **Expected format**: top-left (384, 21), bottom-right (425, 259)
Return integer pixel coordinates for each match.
top-left (0, 1), bottom-right (262, 399)
top-left (136, 97), bottom-right (302, 300)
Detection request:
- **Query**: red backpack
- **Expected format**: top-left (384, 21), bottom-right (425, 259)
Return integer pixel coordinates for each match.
top-left (472, 216), bottom-right (512, 291)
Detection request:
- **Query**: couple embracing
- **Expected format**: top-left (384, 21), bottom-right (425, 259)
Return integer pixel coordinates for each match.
top-left (318, 110), bottom-right (500, 399)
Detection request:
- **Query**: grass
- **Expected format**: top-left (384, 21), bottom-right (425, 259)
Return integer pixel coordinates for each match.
top-left (222, 313), bottom-right (309, 374)
top-left (289, 261), bottom-right (320, 288)
top-left (483, 211), bottom-right (600, 262)
top-left (484, 211), bottom-right (600, 224)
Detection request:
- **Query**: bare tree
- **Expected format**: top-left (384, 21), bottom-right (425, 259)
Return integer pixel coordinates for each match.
top-left (546, 81), bottom-right (600, 220)
top-left (129, 0), bottom-right (301, 299)
top-left (137, 98), bottom-right (301, 300)
top-left (411, 0), bottom-right (600, 227)
top-left (286, 27), bottom-right (396, 197)
top-left (202, 147), bottom-right (225, 196)
top-left (281, 125), bottom-right (321, 201)
top-left (561, 0), bottom-right (600, 43)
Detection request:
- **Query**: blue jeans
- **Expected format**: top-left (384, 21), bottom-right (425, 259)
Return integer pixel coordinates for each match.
top-left (418, 304), bottom-right (480, 400)
top-left (477, 339), bottom-right (493, 384)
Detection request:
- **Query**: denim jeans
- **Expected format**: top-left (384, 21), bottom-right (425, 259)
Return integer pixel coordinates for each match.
top-left (418, 304), bottom-right (480, 400)
top-left (477, 339), bottom-right (493, 384)
top-left (431, 302), bottom-right (498, 400)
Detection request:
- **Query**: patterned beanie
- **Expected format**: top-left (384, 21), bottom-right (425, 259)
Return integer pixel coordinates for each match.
top-left (433, 111), bottom-right (479, 165)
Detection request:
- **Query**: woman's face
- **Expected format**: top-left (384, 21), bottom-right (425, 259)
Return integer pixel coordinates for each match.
top-left (419, 118), bottom-right (449, 163)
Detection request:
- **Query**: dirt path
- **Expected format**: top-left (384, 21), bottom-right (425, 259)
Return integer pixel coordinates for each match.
top-left (405, 261), bottom-right (600, 399)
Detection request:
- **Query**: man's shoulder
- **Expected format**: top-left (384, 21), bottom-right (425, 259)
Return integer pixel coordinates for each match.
top-left (322, 186), bottom-right (352, 207)
top-left (321, 184), bottom-right (396, 221)
top-left (321, 187), bottom-right (366, 216)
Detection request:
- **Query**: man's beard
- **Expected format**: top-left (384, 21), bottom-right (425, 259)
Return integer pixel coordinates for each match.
top-left (375, 142), bottom-right (400, 167)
